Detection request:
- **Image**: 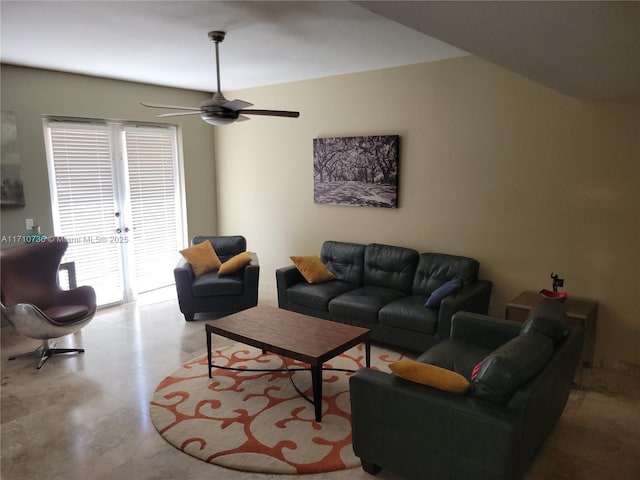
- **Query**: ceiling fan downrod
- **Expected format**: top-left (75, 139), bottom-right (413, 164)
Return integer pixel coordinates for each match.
top-left (208, 30), bottom-right (225, 94)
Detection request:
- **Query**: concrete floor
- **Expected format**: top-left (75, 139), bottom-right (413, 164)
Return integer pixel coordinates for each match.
top-left (2, 293), bottom-right (639, 480)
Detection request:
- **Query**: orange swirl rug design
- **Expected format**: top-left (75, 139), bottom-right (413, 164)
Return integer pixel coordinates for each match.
top-left (149, 343), bottom-right (402, 474)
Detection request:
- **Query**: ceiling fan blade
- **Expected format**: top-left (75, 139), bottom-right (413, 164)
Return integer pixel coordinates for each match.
top-left (155, 111), bottom-right (202, 118)
top-left (223, 99), bottom-right (254, 111)
top-left (140, 102), bottom-right (200, 111)
top-left (237, 115), bottom-right (251, 122)
top-left (237, 109), bottom-right (300, 118)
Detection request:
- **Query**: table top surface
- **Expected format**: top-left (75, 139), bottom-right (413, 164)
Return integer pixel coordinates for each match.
top-left (506, 290), bottom-right (598, 319)
top-left (205, 305), bottom-right (370, 364)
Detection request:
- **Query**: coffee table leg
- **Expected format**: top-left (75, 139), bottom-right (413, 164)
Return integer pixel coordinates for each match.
top-left (206, 329), bottom-right (212, 379)
top-left (365, 340), bottom-right (371, 368)
top-left (311, 364), bottom-right (323, 422)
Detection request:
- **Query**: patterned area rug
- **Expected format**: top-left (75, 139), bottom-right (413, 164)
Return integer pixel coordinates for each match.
top-left (150, 342), bottom-right (402, 474)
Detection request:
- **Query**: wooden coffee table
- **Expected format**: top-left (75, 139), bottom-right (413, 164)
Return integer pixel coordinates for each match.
top-left (205, 305), bottom-right (371, 422)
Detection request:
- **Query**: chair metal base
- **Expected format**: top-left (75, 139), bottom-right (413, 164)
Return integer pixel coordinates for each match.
top-left (8, 339), bottom-right (85, 369)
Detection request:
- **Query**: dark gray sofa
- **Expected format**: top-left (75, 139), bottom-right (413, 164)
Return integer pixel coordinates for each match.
top-left (349, 300), bottom-right (584, 480)
top-left (276, 240), bottom-right (492, 352)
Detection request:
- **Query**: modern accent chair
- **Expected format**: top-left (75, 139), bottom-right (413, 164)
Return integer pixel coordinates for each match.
top-left (1, 238), bottom-right (97, 369)
top-left (174, 235), bottom-right (259, 320)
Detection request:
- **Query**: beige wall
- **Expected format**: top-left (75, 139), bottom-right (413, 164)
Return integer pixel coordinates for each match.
top-left (0, 65), bottom-right (217, 244)
top-left (215, 56), bottom-right (640, 366)
top-left (2, 60), bottom-right (638, 367)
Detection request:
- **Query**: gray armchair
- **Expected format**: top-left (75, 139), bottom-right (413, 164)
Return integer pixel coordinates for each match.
top-left (174, 235), bottom-right (259, 320)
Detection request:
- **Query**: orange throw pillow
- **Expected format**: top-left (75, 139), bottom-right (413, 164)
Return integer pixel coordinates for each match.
top-left (389, 359), bottom-right (470, 393)
top-left (179, 240), bottom-right (221, 277)
top-left (290, 255), bottom-right (336, 283)
top-left (218, 251), bottom-right (253, 276)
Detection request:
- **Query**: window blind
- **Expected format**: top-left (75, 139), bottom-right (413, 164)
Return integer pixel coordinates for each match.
top-left (123, 126), bottom-right (181, 293)
top-left (47, 122), bottom-right (124, 305)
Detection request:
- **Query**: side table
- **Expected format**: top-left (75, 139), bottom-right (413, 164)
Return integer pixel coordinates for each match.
top-left (505, 290), bottom-right (598, 368)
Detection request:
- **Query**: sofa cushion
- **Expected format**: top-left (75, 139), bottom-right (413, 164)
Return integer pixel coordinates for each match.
top-left (287, 280), bottom-right (355, 311)
top-left (424, 278), bottom-right (463, 308)
top-left (290, 255), bottom-right (336, 283)
top-left (320, 241), bottom-right (365, 285)
top-left (469, 332), bottom-right (554, 405)
top-left (412, 253), bottom-right (479, 296)
top-left (218, 251), bottom-right (252, 276)
top-left (417, 339), bottom-right (491, 379)
top-left (379, 296), bottom-right (439, 335)
top-left (329, 286), bottom-right (406, 323)
top-left (179, 240), bottom-right (221, 277)
top-left (363, 243), bottom-right (418, 294)
top-left (192, 272), bottom-right (245, 296)
top-left (389, 359), bottom-right (470, 393)
top-left (520, 299), bottom-right (568, 343)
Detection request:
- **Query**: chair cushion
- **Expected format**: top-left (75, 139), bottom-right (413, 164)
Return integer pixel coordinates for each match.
top-left (290, 255), bottom-right (336, 283)
top-left (218, 252), bottom-right (252, 276)
top-left (469, 333), bottom-right (554, 405)
top-left (192, 272), bottom-right (244, 296)
top-left (389, 359), bottom-right (470, 393)
top-left (379, 296), bottom-right (439, 335)
top-left (179, 240), bottom-right (221, 277)
top-left (193, 235), bottom-right (246, 261)
top-left (44, 305), bottom-right (90, 323)
top-left (520, 299), bottom-right (569, 343)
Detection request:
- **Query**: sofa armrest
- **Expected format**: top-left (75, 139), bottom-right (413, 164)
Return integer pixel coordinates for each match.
top-left (275, 265), bottom-right (305, 307)
top-left (436, 279), bottom-right (492, 341)
top-left (450, 312), bottom-right (522, 350)
top-left (349, 368), bottom-right (518, 478)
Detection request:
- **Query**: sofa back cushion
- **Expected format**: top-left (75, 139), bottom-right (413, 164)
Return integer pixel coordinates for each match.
top-left (521, 299), bottom-right (569, 343)
top-left (468, 332), bottom-right (554, 405)
top-left (412, 253), bottom-right (479, 296)
top-left (193, 235), bottom-right (246, 262)
top-left (363, 243), bottom-right (418, 294)
top-left (320, 241), bottom-right (365, 285)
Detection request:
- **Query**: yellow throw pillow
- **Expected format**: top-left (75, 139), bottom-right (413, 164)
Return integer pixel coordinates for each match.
top-left (290, 255), bottom-right (336, 284)
top-left (218, 251), bottom-right (253, 276)
top-left (389, 359), bottom-right (470, 394)
top-left (179, 240), bottom-right (221, 277)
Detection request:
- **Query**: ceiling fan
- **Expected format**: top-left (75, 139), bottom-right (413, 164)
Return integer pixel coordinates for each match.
top-left (141, 31), bottom-right (300, 126)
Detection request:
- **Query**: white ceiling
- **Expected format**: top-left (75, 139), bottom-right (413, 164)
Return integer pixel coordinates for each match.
top-left (1, 1), bottom-right (639, 100)
top-left (0, 1), bottom-right (467, 93)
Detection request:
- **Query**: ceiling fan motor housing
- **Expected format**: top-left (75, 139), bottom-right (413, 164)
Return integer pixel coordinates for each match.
top-left (199, 94), bottom-right (238, 125)
top-left (208, 31), bottom-right (226, 43)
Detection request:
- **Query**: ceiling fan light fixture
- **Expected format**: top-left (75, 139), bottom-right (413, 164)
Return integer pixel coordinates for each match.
top-left (200, 112), bottom-right (237, 126)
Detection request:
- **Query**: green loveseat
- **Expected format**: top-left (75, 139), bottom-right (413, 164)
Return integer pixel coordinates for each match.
top-left (349, 300), bottom-right (584, 480)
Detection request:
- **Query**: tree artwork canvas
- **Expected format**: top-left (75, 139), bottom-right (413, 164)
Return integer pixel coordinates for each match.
top-left (313, 135), bottom-right (399, 208)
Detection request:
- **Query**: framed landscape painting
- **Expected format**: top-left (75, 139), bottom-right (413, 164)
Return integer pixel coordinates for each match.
top-left (313, 135), bottom-right (399, 208)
